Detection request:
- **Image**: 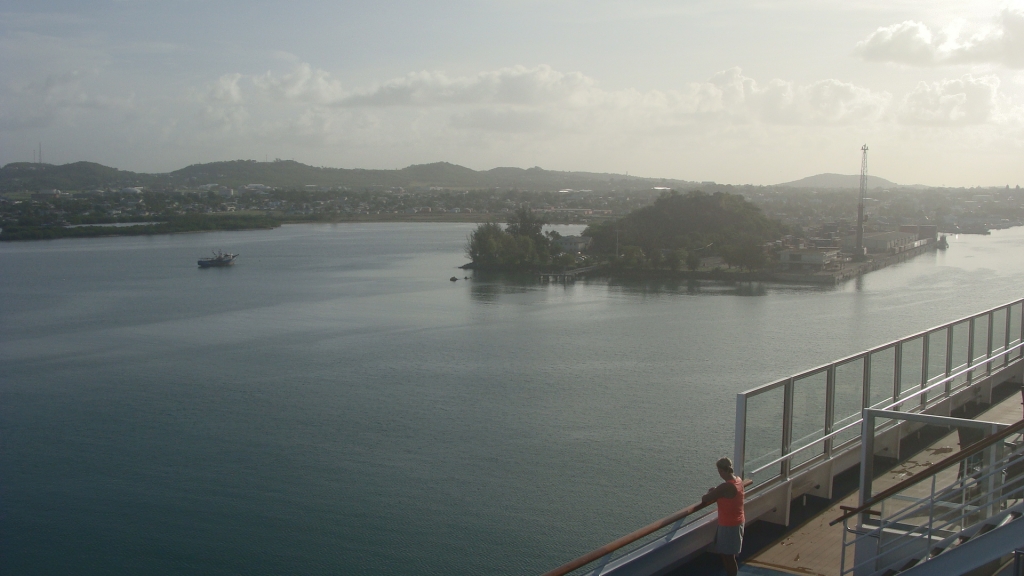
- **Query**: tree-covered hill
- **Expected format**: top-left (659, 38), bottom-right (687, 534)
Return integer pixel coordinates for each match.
top-left (584, 190), bottom-right (788, 269)
top-left (0, 162), bottom-right (150, 192)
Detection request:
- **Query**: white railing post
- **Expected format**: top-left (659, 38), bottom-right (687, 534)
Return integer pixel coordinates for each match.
top-left (945, 325), bottom-right (954, 396)
top-left (1005, 305), bottom-right (1013, 367)
top-left (968, 317), bottom-right (976, 382)
top-left (734, 393), bottom-right (747, 480)
top-left (825, 365), bottom-right (836, 459)
top-left (921, 332), bottom-right (930, 408)
top-left (988, 311), bottom-right (995, 375)
top-left (894, 341), bottom-right (903, 411)
top-left (781, 379), bottom-right (794, 480)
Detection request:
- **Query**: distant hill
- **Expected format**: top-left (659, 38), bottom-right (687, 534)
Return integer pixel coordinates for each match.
top-left (0, 160), bottom-right (697, 193)
top-left (778, 173), bottom-right (899, 189)
top-left (0, 161), bottom-right (145, 192)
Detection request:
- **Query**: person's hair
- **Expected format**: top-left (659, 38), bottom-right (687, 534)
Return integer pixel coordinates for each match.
top-left (716, 457), bottom-right (733, 472)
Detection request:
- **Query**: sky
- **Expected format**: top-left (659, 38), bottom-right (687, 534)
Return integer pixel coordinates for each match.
top-left (3, 0), bottom-right (1024, 186)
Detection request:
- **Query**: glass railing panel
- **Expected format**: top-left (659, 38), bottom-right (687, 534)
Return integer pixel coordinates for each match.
top-left (743, 384), bottom-right (785, 485)
top-left (869, 346), bottom-right (896, 409)
top-left (973, 314), bottom-right (990, 370)
top-left (950, 321), bottom-right (970, 389)
top-left (899, 336), bottom-right (924, 409)
top-left (925, 329), bottom-right (947, 403)
top-left (791, 370), bottom-right (828, 468)
top-left (833, 358), bottom-right (866, 447)
top-left (992, 308), bottom-right (1007, 358)
top-left (1009, 303), bottom-right (1022, 361)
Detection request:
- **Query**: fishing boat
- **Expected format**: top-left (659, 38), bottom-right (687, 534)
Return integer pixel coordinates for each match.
top-left (197, 250), bottom-right (238, 267)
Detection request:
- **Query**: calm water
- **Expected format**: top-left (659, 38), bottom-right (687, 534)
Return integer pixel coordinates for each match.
top-left (2, 223), bottom-right (1023, 575)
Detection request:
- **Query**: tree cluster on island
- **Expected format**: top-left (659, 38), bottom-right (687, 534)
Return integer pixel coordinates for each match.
top-left (585, 190), bottom-right (788, 271)
top-left (465, 207), bottom-right (580, 269)
top-left (466, 190), bottom-right (788, 273)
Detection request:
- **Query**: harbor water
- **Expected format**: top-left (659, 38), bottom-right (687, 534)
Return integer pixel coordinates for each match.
top-left (2, 223), bottom-right (1023, 575)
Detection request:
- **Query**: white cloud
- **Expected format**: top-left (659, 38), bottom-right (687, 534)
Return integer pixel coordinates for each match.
top-left (0, 70), bottom-right (133, 130)
top-left (699, 68), bottom-right (891, 124)
top-left (231, 64), bottom-right (890, 132)
top-left (5, 61), bottom-right (1024, 185)
top-left (339, 65), bottom-right (597, 108)
top-left (856, 8), bottom-right (1024, 67)
top-left (252, 64), bottom-right (347, 105)
top-left (897, 74), bottom-right (1005, 125)
top-left (192, 73), bottom-right (247, 130)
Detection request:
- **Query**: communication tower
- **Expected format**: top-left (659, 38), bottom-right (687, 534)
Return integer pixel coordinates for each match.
top-left (855, 144), bottom-right (868, 260)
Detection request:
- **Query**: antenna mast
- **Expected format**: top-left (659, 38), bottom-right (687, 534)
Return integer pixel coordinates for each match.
top-left (855, 144), bottom-right (868, 260)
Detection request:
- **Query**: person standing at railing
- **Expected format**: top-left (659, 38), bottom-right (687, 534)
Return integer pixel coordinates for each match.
top-left (701, 457), bottom-right (745, 576)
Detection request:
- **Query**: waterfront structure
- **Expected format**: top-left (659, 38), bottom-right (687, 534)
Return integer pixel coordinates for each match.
top-left (555, 235), bottom-right (592, 253)
top-left (842, 232), bottom-right (921, 254)
top-left (899, 225), bottom-right (939, 242)
top-left (779, 249), bottom-right (840, 272)
top-left (544, 299), bottom-right (1024, 576)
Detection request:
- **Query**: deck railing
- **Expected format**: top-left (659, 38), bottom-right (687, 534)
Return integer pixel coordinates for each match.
top-left (836, 419), bottom-right (1024, 576)
top-left (540, 479), bottom-right (752, 576)
top-left (539, 299), bottom-right (1024, 576)
top-left (735, 299), bottom-right (1024, 490)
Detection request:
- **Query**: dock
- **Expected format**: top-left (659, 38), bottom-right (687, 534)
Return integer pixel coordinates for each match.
top-left (537, 265), bottom-right (603, 282)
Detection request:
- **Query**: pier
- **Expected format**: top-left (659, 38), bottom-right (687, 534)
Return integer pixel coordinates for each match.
top-left (537, 265), bottom-right (603, 283)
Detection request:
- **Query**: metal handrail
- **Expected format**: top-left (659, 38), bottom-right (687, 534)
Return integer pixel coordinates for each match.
top-left (746, 340), bottom-right (1024, 477)
top-left (840, 443), bottom-right (1024, 576)
top-left (540, 479), bottom-right (753, 576)
top-left (739, 298), bottom-right (1024, 398)
top-left (829, 417), bottom-right (1024, 526)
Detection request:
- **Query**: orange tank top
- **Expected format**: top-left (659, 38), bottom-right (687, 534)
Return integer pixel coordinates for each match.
top-left (716, 477), bottom-right (745, 527)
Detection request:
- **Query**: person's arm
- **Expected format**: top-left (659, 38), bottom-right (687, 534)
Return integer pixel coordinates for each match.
top-left (700, 481), bottom-right (738, 505)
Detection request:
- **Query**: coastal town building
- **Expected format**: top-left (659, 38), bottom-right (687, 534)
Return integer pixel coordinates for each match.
top-left (779, 248), bottom-right (840, 271)
top-left (554, 235), bottom-right (592, 253)
top-left (841, 231), bottom-right (919, 254)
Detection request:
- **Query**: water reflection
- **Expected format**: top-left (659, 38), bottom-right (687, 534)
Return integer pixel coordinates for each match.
top-left (467, 270), bottom-right (846, 302)
top-left (605, 278), bottom-right (830, 297)
top-left (468, 270), bottom-right (539, 303)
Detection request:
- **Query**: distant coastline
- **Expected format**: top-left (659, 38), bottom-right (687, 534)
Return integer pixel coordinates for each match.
top-left (0, 212), bottom-right (552, 241)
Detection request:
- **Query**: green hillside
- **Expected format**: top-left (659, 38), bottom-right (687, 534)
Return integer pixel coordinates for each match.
top-left (0, 159), bottom-right (694, 193)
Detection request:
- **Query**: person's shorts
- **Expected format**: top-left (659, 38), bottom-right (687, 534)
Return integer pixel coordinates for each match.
top-left (709, 524), bottom-right (743, 555)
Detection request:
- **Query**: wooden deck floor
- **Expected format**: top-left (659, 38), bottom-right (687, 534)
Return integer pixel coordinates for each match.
top-left (743, 392), bottom-right (1023, 576)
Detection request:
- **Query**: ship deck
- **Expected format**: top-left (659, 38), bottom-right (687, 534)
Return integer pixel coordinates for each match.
top-left (735, 390), bottom-right (1023, 576)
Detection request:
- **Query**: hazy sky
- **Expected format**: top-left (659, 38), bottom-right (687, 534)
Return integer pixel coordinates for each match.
top-left (3, 0), bottom-right (1024, 186)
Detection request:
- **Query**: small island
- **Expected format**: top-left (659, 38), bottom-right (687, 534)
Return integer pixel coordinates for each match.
top-left (466, 190), bottom-right (785, 273)
top-left (464, 189), bottom-right (941, 285)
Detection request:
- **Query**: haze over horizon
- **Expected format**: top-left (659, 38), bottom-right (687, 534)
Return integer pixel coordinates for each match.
top-left (4, 1), bottom-right (1024, 187)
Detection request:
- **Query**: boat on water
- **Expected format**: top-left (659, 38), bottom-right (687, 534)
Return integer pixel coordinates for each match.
top-left (197, 251), bottom-right (238, 267)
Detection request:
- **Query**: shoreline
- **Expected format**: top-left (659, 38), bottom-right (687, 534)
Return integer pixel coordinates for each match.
top-left (492, 242), bottom-right (941, 286)
top-left (0, 213), bottom-right (599, 242)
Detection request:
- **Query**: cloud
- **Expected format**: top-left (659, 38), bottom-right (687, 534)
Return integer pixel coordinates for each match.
top-left (234, 64), bottom-right (890, 132)
top-left (699, 68), bottom-right (891, 124)
top-left (339, 65), bottom-right (596, 107)
top-left (856, 8), bottom-right (1024, 67)
top-left (8, 61), bottom-right (1022, 185)
top-left (0, 70), bottom-right (133, 130)
top-left (897, 74), bottom-right (1004, 125)
top-left (192, 73), bottom-right (247, 130)
top-left (251, 64), bottom-right (346, 105)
